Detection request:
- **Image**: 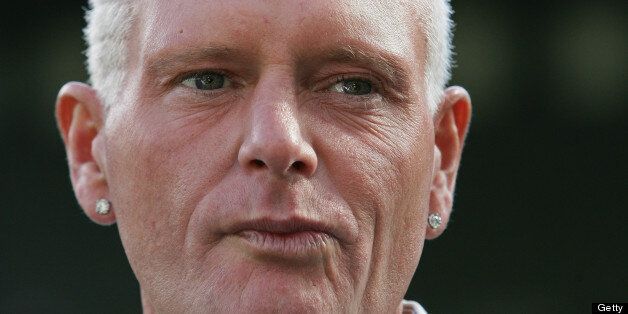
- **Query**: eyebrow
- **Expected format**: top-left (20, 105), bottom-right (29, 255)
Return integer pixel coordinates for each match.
top-left (144, 45), bottom-right (256, 78)
top-left (298, 44), bottom-right (413, 91)
top-left (143, 43), bottom-right (414, 96)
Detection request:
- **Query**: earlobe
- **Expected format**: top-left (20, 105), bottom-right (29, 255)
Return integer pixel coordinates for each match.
top-left (426, 86), bottom-right (472, 240)
top-left (56, 82), bottom-right (115, 225)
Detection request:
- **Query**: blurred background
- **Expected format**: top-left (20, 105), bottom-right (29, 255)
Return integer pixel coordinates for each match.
top-left (1, 0), bottom-right (626, 313)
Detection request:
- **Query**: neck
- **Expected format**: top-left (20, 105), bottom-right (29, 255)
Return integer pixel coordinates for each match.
top-left (140, 288), bottom-right (155, 314)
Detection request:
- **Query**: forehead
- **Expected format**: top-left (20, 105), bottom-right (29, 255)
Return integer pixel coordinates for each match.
top-left (136, 0), bottom-right (427, 69)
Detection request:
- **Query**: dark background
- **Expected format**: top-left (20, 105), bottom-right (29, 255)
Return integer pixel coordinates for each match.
top-left (1, 1), bottom-right (626, 313)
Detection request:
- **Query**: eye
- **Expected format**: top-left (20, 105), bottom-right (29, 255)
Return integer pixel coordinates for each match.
top-left (329, 78), bottom-right (373, 95)
top-left (182, 72), bottom-right (230, 90)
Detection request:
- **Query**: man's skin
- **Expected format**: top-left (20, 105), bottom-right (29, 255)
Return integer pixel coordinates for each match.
top-left (56, 0), bottom-right (471, 312)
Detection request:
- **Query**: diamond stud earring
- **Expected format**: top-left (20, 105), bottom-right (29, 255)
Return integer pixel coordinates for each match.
top-left (428, 213), bottom-right (442, 229)
top-left (95, 199), bottom-right (111, 215)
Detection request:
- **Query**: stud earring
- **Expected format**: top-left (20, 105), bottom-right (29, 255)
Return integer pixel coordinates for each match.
top-left (428, 213), bottom-right (442, 229)
top-left (95, 199), bottom-right (111, 215)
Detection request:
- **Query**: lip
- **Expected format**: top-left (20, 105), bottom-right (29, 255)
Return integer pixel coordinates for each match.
top-left (226, 217), bottom-right (338, 260)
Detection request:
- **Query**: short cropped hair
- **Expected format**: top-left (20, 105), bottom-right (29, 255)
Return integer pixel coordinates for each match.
top-left (84, 0), bottom-right (453, 114)
top-left (83, 0), bottom-right (136, 110)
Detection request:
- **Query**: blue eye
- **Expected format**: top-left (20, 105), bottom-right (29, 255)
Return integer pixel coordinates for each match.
top-left (182, 72), bottom-right (229, 90)
top-left (329, 79), bottom-right (372, 95)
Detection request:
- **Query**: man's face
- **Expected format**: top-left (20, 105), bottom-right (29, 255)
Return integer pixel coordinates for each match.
top-left (104, 0), bottom-right (434, 312)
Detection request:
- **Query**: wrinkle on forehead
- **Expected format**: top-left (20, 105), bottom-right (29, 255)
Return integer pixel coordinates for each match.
top-left (137, 0), bottom-right (426, 58)
top-left (129, 0), bottom-right (430, 113)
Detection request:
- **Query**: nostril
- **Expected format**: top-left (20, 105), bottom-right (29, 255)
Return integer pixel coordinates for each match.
top-left (291, 160), bottom-right (305, 172)
top-left (252, 159), bottom-right (265, 168)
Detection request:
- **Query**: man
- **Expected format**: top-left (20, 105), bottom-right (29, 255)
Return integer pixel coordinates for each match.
top-left (55, 0), bottom-right (471, 312)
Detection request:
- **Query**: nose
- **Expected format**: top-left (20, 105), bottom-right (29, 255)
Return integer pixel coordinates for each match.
top-left (238, 78), bottom-right (317, 178)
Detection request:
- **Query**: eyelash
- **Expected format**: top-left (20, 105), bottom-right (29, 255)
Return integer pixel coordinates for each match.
top-left (176, 69), bottom-right (234, 94)
top-left (324, 74), bottom-right (385, 104)
top-left (174, 70), bottom-right (384, 99)
top-left (331, 74), bottom-right (380, 91)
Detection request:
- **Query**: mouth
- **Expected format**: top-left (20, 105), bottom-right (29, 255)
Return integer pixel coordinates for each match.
top-left (228, 218), bottom-right (337, 261)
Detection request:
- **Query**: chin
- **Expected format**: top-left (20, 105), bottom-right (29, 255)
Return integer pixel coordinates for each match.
top-left (237, 297), bottom-right (335, 314)
top-left (196, 257), bottom-right (345, 313)
top-left (182, 279), bottom-right (341, 314)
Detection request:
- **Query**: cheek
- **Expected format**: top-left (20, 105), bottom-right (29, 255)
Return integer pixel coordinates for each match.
top-left (310, 106), bottom-right (434, 296)
top-left (312, 105), bottom-right (434, 228)
top-left (103, 104), bottom-right (240, 283)
top-left (319, 128), bottom-right (432, 240)
top-left (107, 103), bottom-right (237, 209)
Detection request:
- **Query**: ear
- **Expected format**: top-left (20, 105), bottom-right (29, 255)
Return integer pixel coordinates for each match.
top-left (426, 86), bottom-right (472, 240)
top-left (56, 82), bottom-right (115, 225)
